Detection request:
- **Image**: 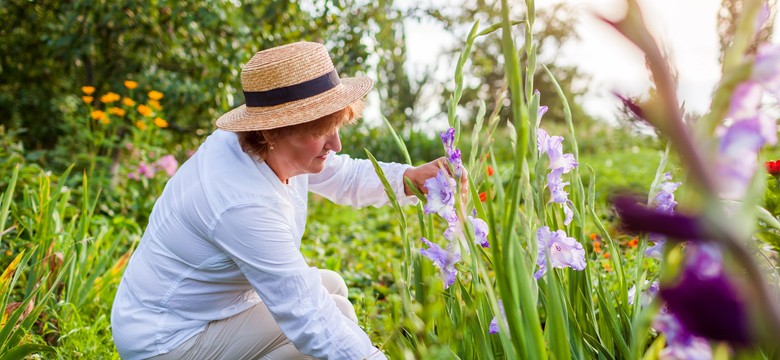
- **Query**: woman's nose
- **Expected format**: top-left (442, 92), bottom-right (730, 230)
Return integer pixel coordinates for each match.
top-left (327, 131), bottom-right (342, 153)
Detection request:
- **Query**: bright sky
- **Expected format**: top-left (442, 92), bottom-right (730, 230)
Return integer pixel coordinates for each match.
top-left (396, 0), bottom-right (778, 127)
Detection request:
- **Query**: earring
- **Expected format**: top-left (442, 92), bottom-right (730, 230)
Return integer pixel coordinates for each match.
top-left (269, 143), bottom-right (275, 151)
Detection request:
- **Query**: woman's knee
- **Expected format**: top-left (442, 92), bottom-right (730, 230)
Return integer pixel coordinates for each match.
top-left (319, 269), bottom-right (348, 297)
top-left (330, 294), bottom-right (357, 323)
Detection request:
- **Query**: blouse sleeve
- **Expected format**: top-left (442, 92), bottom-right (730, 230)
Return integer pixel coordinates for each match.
top-left (211, 203), bottom-right (386, 359)
top-left (308, 153), bottom-right (419, 208)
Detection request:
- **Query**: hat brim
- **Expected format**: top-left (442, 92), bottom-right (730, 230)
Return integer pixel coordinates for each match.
top-left (216, 76), bottom-right (373, 131)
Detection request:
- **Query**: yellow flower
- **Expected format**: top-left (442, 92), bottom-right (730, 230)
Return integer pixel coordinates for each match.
top-left (100, 92), bottom-right (120, 103)
top-left (137, 104), bottom-right (153, 117)
top-left (135, 120), bottom-right (147, 131)
top-left (100, 117), bottom-right (111, 125)
top-left (108, 107), bottom-right (126, 117)
top-left (82, 96), bottom-right (94, 104)
top-left (81, 86), bottom-right (95, 95)
top-left (148, 90), bottom-right (164, 100)
top-left (122, 97), bottom-right (136, 107)
top-left (90, 110), bottom-right (106, 120)
top-left (154, 117), bottom-right (168, 128)
top-left (148, 99), bottom-right (162, 111)
top-left (124, 80), bottom-right (138, 90)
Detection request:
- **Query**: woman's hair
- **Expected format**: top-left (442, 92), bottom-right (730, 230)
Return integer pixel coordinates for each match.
top-left (237, 100), bottom-right (363, 160)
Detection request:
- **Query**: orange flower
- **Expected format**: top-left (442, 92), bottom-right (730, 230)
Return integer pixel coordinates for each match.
top-left (124, 80), bottom-right (138, 90)
top-left (81, 86), bottom-right (95, 95)
top-left (485, 153), bottom-right (490, 159)
top-left (589, 233), bottom-right (598, 241)
top-left (154, 117), bottom-right (168, 128)
top-left (100, 92), bottom-right (120, 103)
top-left (108, 107), bottom-right (126, 117)
top-left (148, 90), bottom-right (164, 100)
top-left (479, 191), bottom-right (487, 202)
top-left (593, 241), bottom-right (602, 253)
top-left (90, 110), bottom-right (106, 120)
top-left (122, 97), bottom-right (136, 107)
top-left (135, 120), bottom-right (147, 130)
top-left (148, 99), bottom-right (162, 111)
top-left (602, 262), bottom-right (612, 272)
top-left (100, 117), bottom-right (111, 125)
top-left (82, 96), bottom-right (93, 104)
top-left (487, 165), bottom-right (494, 176)
top-left (603, 252), bottom-right (611, 259)
top-left (627, 238), bottom-right (638, 248)
top-left (137, 104), bottom-right (153, 117)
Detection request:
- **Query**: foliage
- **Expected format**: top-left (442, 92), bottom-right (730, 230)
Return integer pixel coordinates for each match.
top-left (0, 0), bottom-right (382, 152)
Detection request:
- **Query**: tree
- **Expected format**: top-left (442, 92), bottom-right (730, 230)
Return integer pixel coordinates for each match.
top-left (419, 1), bottom-right (594, 128)
top-left (718, 0), bottom-right (776, 59)
top-left (0, 0), bottom-right (381, 151)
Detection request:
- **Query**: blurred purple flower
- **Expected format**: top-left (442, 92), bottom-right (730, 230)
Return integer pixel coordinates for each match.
top-left (156, 155), bottom-right (179, 177)
top-left (614, 92), bottom-right (646, 121)
top-left (138, 162), bottom-right (155, 179)
top-left (716, 117), bottom-right (765, 200)
top-left (728, 82), bottom-right (763, 121)
top-left (468, 215), bottom-right (489, 248)
top-left (613, 196), bottom-right (703, 241)
top-left (534, 226), bottom-right (586, 279)
top-left (756, 3), bottom-right (771, 32)
top-left (424, 170), bottom-right (456, 219)
top-left (628, 281), bottom-right (659, 307)
top-left (653, 312), bottom-right (713, 360)
top-left (489, 300), bottom-right (505, 334)
top-left (660, 244), bottom-right (751, 345)
top-left (645, 237), bottom-right (665, 258)
top-left (420, 237), bottom-right (461, 289)
top-left (752, 44), bottom-right (780, 92)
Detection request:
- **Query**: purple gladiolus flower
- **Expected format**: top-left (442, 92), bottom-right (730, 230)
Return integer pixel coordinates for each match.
top-left (539, 134), bottom-right (577, 173)
top-left (716, 117), bottom-right (765, 199)
top-left (645, 173), bottom-right (681, 256)
top-left (424, 170), bottom-right (457, 219)
top-left (440, 128), bottom-right (455, 149)
top-left (614, 92), bottom-right (647, 121)
top-left (534, 226), bottom-right (586, 279)
top-left (752, 44), bottom-right (780, 91)
top-left (489, 300), bottom-right (505, 334)
top-left (628, 281), bottom-right (659, 307)
top-left (156, 155), bottom-right (178, 177)
top-left (448, 148), bottom-right (463, 177)
top-left (660, 243), bottom-right (751, 345)
top-left (469, 215), bottom-right (489, 248)
top-left (420, 237), bottom-right (461, 289)
top-left (645, 237), bottom-right (665, 258)
top-left (547, 169), bottom-right (570, 204)
top-left (440, 127), bottom-right (463, 177)
top-left (653, 312), bottom-right (713, 360)
top-left (728, 82), bottom-right (763, 121)
top-left (613, 196), bottom-right (704, 241)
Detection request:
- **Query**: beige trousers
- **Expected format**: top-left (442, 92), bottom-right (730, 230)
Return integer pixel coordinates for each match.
top-left (149, 269), bottom-right (357, 360)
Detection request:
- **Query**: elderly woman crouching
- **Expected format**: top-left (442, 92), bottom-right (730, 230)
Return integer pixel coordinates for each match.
top-left (111, 42), bottom-right (452, 360)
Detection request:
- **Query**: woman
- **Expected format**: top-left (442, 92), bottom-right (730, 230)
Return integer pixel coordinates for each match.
top-left (111, 42), bottom-right (448, 359)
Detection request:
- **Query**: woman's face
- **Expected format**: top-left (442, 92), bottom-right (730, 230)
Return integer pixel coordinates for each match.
top-left (266, 129), bottom-right (342, 182)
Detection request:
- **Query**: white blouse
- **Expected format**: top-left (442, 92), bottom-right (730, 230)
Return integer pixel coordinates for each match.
top-left (111, 130), bottom-right (416, 359)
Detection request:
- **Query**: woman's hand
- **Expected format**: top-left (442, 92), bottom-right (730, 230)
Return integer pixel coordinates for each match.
top-left (403, 157), bottom-right (469, 196)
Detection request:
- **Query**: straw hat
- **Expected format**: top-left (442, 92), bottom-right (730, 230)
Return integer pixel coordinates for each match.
top-left (216, 42), bottom-right (374, 131)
